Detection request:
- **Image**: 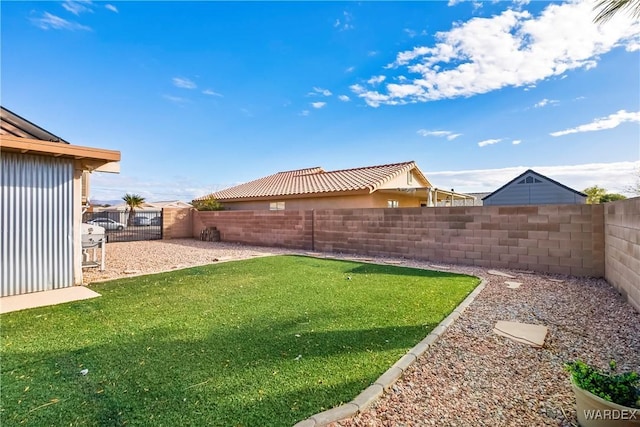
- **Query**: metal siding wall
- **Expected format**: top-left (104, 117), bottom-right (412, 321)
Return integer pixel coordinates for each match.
top-left (1, 152), bottom-right (74, 297)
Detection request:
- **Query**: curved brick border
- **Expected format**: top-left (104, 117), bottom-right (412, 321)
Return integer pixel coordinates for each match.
top-left (292, 277), bottom-right (487, 427)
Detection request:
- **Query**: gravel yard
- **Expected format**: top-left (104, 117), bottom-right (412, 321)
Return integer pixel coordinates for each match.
top-left (83, 239), bottom-right (640, 427)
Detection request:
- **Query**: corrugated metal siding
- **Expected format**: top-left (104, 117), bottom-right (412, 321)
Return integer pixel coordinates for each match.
top-left (1, 152), bottom-right (74, 296)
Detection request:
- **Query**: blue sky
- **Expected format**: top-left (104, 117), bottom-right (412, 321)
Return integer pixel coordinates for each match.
top-left (2, 0), bottom-right (639, 202)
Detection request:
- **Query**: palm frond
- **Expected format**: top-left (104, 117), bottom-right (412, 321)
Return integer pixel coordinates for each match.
top-left (594, 0), bottom-right (640, 23)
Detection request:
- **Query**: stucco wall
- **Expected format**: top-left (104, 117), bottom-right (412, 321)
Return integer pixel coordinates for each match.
top-left (192, 204), bottom-right (605, 277)
top-left (220, 192), bottom-right (428, 210)
top-left (604, 197), bottom-right (640, 312)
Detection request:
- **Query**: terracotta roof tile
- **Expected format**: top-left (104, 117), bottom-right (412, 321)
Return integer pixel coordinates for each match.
top-left (197, 161), bottom-right (426, 201)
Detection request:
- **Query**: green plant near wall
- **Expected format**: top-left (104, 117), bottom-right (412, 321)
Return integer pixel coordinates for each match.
top-left (192, 195), bottom-right (225, 211)
top-left (565, 360), bottom-right (640, 408)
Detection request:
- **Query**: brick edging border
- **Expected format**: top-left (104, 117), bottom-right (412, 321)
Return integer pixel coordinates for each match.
top-left (292, 277), bottom-right (488, 427)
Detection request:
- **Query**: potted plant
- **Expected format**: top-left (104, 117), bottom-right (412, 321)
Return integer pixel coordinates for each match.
top-left (565, 360), bottom-right (640, 427)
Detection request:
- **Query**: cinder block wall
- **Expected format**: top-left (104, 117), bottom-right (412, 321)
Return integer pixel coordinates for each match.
top-left (162, 208), bottom-right (193, 239)
top-left (313, 205), bottom-right (604, 277)
top-left (195, 210), bottom-right (314, 250)
top-left (191, 204), bottom-right (606, 276)
top-left (604, 197), bottom-right (640, 312)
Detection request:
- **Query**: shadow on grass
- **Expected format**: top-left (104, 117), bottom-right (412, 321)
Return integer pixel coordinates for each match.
top-left (2, 317), bottom-right (434, 426)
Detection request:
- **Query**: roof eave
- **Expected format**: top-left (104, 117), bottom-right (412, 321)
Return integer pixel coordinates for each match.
top-left (1, 135), bottom-right (121, 171)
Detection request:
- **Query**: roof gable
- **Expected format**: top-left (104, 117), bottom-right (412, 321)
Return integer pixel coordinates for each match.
top-left (483, 169), bottom-right (587, 201)
top-left (197, 161), bottom-right (432, 201)
top-left (0, 106), bottom-right (69, 143)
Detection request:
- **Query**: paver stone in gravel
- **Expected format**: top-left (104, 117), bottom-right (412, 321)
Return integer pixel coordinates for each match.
top-left (493, 320), bottom-right (548, 348)
top-left (487, 269), bottom-right (517, 279)
top-left (505, 281), bottom-right (522, 289)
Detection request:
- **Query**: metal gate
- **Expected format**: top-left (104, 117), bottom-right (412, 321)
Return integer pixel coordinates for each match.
top-left (82, 211), bottom-right (162, 242)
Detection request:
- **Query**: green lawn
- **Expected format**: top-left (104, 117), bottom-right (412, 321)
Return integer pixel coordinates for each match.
top-left (1, 255), bottom-right (480, 426)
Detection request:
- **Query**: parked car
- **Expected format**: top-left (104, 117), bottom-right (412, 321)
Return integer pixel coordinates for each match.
top-left (132, 217), bottom-right (151, 226)
top-left (87, 218), bottom-right (126, 231)
top-left (150, 216), bottom-right (162, 226)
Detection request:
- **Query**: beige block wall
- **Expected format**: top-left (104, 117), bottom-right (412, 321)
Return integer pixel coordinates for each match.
top-left (190, 204), bottom-right (606, 277)
top-left (194, 210), bottom-right (314, 249)
top-left (313, 204), bottom-right (605, 277)
top-left (604, 197), bottom-right (640, 312)
top-left (162, 208), bottom-right (193, 239)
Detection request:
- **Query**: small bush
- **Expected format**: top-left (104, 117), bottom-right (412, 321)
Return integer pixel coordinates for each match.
top-left (565, 359), bottom-right (640, 408)
top-left (192, 196), bottom-right (224, 211)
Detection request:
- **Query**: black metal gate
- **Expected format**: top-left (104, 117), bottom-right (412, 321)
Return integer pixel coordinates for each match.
top-left (83, 211), bottom-right (163, 242)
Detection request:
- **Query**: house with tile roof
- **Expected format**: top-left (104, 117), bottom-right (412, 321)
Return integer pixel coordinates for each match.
top-left (195, 161), bottom-right (475, 210)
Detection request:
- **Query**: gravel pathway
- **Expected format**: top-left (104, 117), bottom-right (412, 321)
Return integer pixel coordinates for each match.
top-left (82, 239), bottom-right (640, 426)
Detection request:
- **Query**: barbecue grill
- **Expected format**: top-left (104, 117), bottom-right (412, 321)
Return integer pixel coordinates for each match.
top-left (82, 223), bottom-right (106, 270)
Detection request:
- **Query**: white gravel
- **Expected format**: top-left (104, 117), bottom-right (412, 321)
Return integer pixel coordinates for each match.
top-left (83, 239), bottom-right (640, 426)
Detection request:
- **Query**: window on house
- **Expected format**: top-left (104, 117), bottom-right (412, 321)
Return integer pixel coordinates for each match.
top-left (269, 201), bottom-right (285, 210)
top-left (387, 200), bottom-right (399, 208)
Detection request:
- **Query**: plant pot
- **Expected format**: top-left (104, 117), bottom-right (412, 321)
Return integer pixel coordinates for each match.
top-left (572, 382), bottom-right (640, 427)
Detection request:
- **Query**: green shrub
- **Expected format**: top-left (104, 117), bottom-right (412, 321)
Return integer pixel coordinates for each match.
top-left (192, 195), bottom-right (224, 211)
top-left (565, 359), bottom-right (640, 408)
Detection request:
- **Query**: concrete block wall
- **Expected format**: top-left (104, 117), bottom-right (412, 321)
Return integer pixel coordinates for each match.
top-left (313, 205), bottom-right (605, 277)
top-left (604, 197), bottom-right (640, 312)
top-left (194, 210), bottom-right (314, 250)
top-left (162, 207), bottom-right (193, 239)
top-left (190, 204), bottom-right (606, 277)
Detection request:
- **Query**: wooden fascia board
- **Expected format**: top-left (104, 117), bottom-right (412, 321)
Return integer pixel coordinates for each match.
top-left (0, 135), bottom-right (121, 163)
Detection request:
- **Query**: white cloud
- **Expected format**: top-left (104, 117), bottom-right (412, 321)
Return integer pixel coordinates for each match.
top-left (550, 110), bottom-right (640, 136)
top-left (311, 102), bottom-right (326, 109)
top-left (427, 161), bottom-right (640, 195)
top-left (105, 4), bottom-right (118, 13)
top-left (512, 139), bottom-right (522, 145)
top-left (163, 94), bottom-right (189, 105)
top-left (334, 11), bottom-right (354, 31)
top-left (534, 98), bottom-right (559, 108)
top-left (62, 0), bottom-right (93, 15)
top-left (172, 77), bottom-right (197, 89)
top-left (352, 1), bottom-right (640, 106)
top-left (404, 28), bottom-right (417, 38)
top-left (338, 95), bottom-right (351, 102)
top-left (478, 138), bottom-right (502, 147)
top-left (308, 87), bottom-right (332, 97)
top-left (202, 89), bottom-right (223, 97)
top-left (89, 173), bottom-right (228, 203)
top-left (345, 66), bottom-right (355, 73)
top-left (417, 129), bottom-right (462, 140)
top-left (32, 12), bottom-right (92, 31)
top-left (299, 110), bottom-right (310, 117)
top-left (367, 75), bottom-right (386, 85)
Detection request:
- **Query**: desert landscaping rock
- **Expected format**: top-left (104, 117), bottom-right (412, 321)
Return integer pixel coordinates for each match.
top-left (487, 269), bottom-right (517, 279)
top-left (82, 240), bottom-right (640, 427)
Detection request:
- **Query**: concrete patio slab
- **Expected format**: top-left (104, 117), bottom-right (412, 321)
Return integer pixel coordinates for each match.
top-left (0, 286), bottom-right (101, 314)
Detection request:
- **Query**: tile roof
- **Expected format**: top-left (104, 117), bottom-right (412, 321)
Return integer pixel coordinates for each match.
top-left (197, 161), bottom-right (427, 201)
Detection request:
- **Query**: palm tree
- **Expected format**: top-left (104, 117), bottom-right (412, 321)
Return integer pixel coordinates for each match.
top-left (122, 193), bottom-right (146, 226)
top-left (594, 0), bottom-right (640, 23)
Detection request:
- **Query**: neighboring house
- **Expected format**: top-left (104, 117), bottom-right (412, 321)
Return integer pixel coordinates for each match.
top-left (195, 161), bottom-right (475, 210)
top-left (482, 169), bottom-right (587, 206)
top-left (452, 192), bottom-right (491, 207)
top-left (1, 106), bottom-right (121, 297)
top-left (90, 200), bottom-right (192, 223)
